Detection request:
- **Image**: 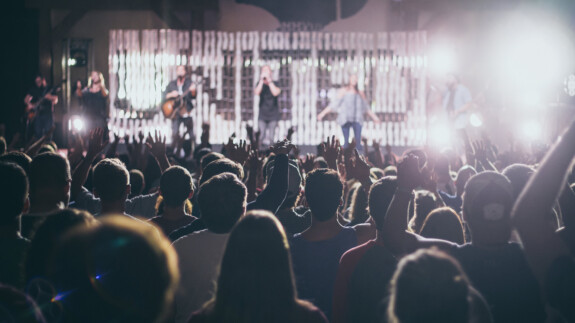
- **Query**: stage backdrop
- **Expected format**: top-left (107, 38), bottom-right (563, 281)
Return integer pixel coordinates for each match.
top-left (108, 29), bottom-right (427, 146)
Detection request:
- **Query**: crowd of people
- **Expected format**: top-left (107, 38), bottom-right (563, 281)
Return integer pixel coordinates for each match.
top-left (0, 114), bottom-right (575, 323)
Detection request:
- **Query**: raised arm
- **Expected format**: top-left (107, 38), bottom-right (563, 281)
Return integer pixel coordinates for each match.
top-left (382, 154), bottom-right (454, 256)
top-left (382, 155), bottom-right (421, 255)
top-left (268, 79), bottom-right (281, 97)
top-left (512, 118), bottom-right (575, 279)
top-left (254, 77), bottom-right (265, 96)
top-left (25, 125), bottom-right (56, 156)
top-left (348, 149), bottom-right (373, 194)
top-left (473, 140), bottom-right (497, 172)
top-left (317, 107), bottom-right (333, 121)
top-left (146, 130), bottom-right (170, 173)
top-left (247, 140), bottom-right (293, 214)
top-left (71, 128), bottom-right (107, 201)
top-left (321, 135), bottom-right (341, 171)
top-left (246, 150), bottom-right (263, 203)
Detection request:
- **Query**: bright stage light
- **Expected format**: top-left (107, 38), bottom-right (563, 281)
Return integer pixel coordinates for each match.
top-left (429, 123), bottom-right (452, 148)
top-left (69, 116), bottom-right (85, 132)
top-left (489, 12), bottom-right (573, 102)
top-left (520, 120), bottom-right (542, 141)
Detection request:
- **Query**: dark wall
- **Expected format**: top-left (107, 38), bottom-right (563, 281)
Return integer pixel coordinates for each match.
top-left (0, 0), bottom-right (39, 140)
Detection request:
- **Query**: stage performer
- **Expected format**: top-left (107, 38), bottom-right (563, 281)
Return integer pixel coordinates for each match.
top-left (254, 65), bottom-right (281, 147)
top-left (76, 71), bottom-right (109, 137)
top-left (317, 74), bottom-right (380, 152)
top-left (443, 73), bottom-right (472, 130)
top-left (164, 65), bottom-right (196, 143)
top-left (24, 75), bottom-right (58, 139)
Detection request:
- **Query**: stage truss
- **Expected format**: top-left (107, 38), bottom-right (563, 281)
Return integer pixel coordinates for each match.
top-left (109, 29), bottom-right (427, 146)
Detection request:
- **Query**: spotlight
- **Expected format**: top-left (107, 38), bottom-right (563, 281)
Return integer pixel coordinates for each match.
top-left (69, 116), bottom-right (85, 132)
top-left (490, 13), bottom-right (573, 101)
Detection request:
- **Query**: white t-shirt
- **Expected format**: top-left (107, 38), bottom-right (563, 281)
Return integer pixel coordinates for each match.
top-left (172, 230), bottom-right (229, 323)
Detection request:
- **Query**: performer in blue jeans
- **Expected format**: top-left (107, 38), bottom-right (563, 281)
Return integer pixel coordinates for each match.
top-left (317, 75), bottom-right (380, 152)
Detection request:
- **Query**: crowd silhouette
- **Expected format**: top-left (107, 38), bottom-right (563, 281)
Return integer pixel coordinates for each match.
top-left (0, 116), bottom-right (575, 323)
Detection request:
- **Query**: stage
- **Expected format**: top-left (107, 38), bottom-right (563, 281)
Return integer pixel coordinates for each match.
top-left (94, 29), bottom-right (429, 147)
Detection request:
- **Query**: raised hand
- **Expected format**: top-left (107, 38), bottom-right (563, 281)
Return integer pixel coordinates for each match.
top-left (246, 124), bottom-right (255, 143)
top-left (105, 132), bottom-right (121, 159)
top-left (397, 154), bottom-right (423, 191)
top-left (231, 140), bottom-right (251, 165)
top-left (138, 130), bottom-right (145, 144)
top-left (248, 149), bottom-right (263, 171)
top-left (146, 130), bottom-right (167, 159)
top-left (349, 149), bottom-right (371, 182)
top-left (321, 135), bottom-right (341, 170)
top-left (299, 153), bottom-right (316, 174)
top-left (270, 139), bottom-right (295, 155)
top-left (472, 140), bottom-right (488, 162)
top-left (86, 128), bottom-right (108, 160)
top-left (287, 126), bottom-right (295, 141)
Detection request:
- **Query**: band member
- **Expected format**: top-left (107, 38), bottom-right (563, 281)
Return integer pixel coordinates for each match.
top-left (24, 75), bottom-right (58, 139)
top-left (443, 74), bottom-right (472, 130)
top-left (254, 65), bottom-right (281, 147)
top-left (76, 71), bottom-right (109, 136)
top-left (164, 65), bottom-right (196, 143)
top-left (317, 74), bottom-right (380, 152)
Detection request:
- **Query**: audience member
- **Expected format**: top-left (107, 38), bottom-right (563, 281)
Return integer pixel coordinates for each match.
top-left (439, 165), bottom-right (477, 214)
top-left (0, 162), bottom-right (30, 289)
top-left (173, 173), bottom-right (247, 323)
top-left (25, 208), bottom-right (96, 322)
top-left (189, 211), bottom-right (327, 323)
top-left (268, 158), bottom-right (310, 235)
top-left (47, 215), bottom-right (178, 323)
top-left (290, 168), bottom-right (358, 319)
top-left (0, 151), bottom-right (32, 174)
top-left (148, 166), bottom-right (197, 236)
top-left (387, 248), bottom-right (492, 323)
top-left (332, 176), bottom-right (398, 323)
top-left (419, 207), bottom-right (465, 244)
top-left (129, 169), bottom-right (145, 198)
top-left (407, 190), bottom-right (436, 234)
top-left (22, 152), bottom-right (71, 238)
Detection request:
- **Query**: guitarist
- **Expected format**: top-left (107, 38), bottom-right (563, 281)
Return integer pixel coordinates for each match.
top-left (443, 73), bottom-right (473, 131)
top-left (24, 75), bottom-right (58, 139)
top-left (164, 65), bottom-right (196, 144)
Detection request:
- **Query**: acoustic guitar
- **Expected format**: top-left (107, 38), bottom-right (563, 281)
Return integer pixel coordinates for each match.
top-left (161, 80), bottom-right (200, 119)
top-left (26, 80), bottom-right (65, 122)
